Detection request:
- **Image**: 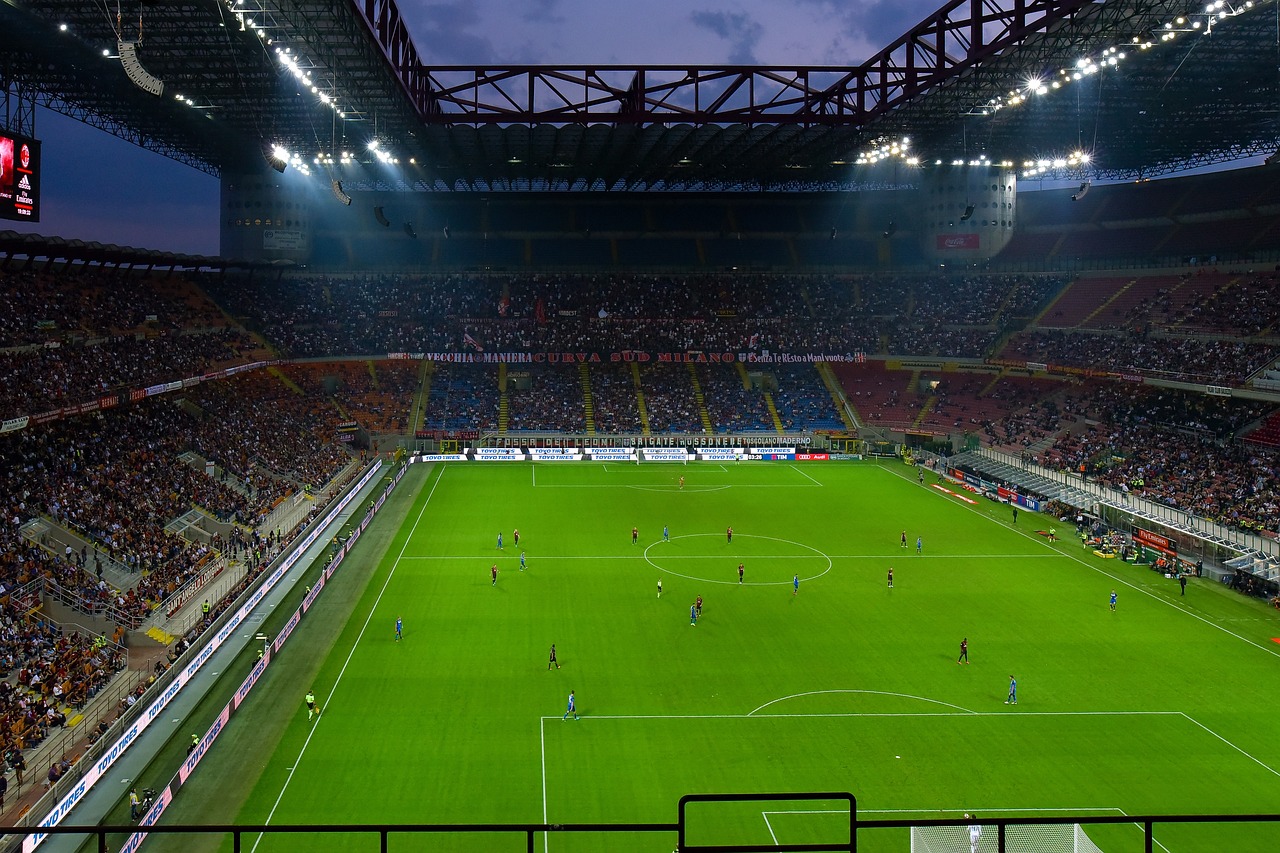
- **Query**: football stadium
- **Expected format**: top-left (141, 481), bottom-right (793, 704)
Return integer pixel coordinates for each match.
top-left (2, 0), bottom-right (1280, 851)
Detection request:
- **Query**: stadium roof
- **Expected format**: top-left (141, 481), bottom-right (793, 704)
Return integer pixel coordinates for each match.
top-left (1, 0), bottom-right (1278, 187)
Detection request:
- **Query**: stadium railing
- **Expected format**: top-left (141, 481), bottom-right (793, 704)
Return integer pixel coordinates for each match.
top-left (7, 807), bottom-right (1280, 852)
top-left (976, 447), bottom-right (1280, 560)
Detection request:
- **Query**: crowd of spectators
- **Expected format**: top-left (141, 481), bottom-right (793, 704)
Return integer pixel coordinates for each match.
top-left (202, 271), bottom-right (1070, 361)
top-left (281, 361), bottom-right (419, 435)
top-left (771, 365), bottom-right (845, 432)
top-left (0, 601), bottom-right (126, 762)
top-left (637, 366), bottom-right (704, 433)
top-left (998, 329), bottom-right (1276, 385)
top-left (701, 365), bottom-right (774, 433)
top-left (507, 366), bottom-right (584, 433)
top-left (426, 365), bottom-right (500, 432)
top-left (0, 270), bottom-right (228, 348)
top-left (1029, 383), bottom-right (1280, 532)
top-left (1171, 271), bottom-right (1280, 335)
top-left (588, 366), bottom-right (643, 434)
top-left (0, 329), bottom-right (267, 418)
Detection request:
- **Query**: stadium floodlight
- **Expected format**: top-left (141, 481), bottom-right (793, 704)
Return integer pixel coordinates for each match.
top-left (266, 144), bottom-right (289, 173)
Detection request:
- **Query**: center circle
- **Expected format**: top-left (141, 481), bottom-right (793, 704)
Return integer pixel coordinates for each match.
top-left (643, 533), bottom-right (833, 586)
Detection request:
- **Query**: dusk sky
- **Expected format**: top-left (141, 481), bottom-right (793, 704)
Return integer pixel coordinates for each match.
top-left (10, 0), bottom-right (946, 255)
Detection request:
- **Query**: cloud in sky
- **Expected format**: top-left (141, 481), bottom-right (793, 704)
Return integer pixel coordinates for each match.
top-left (688, 9), bottom-right (765, 66)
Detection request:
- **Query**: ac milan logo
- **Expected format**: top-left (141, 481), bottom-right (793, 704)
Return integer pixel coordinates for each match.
top-left (19, 144), bottom-right (30, 169)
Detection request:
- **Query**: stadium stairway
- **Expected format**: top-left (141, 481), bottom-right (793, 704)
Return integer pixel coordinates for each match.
top-left (763, 392), bottom-right (785, 432)
top-left (409, 360), bottom-right (433, 431)
top-left (631, 362), bottom-right (652, 435)
top-left (734, 361), bottom-right (751, 389)
top-left (178, 452), bottom-right (253, 500)
top-left (21, 517), bottom-right (134, 592)
top-left (267, 365), bottom-right (305, 395)
top-left (816, 362), bottom-right (860, 430)
top-left (498, 364), bottom-right (509, 433)
top-left (579, 363), bottom-right (597, 434)
top-left (1078, 278), bottom-right (1136, 327)
top-left (687, 363), bottom-right (714, 433)
top-left (911, 395), bottom-right (938, 430)
top-left (366, 359), bottom-right (379, 389)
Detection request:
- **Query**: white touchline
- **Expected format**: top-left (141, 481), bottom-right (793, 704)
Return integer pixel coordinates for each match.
top-left (880, 462), bottom-right (1280, 659)
top-left (398, 553), bottom-right (1054, 561)
top-left (250, 464), bottom-right (447, 853)
top-left (541, 717), bottom-right (549, 853)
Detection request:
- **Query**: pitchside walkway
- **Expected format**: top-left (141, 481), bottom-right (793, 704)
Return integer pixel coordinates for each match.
top-left (24, 467), bottom-right (387, 853)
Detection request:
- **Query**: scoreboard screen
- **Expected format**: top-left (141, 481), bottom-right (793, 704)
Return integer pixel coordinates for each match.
top-left (0, 131), bottom-right (40, 222)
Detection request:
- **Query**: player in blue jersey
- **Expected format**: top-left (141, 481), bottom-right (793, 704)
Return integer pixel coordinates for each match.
top-left (1109, 589), bottom-right (1117, 611)
top-left (793, 574), bottom-right (799, 595)
top-left (663, 525), bottom-right (669, 542)
top-left (563, 690), bottom-right (578, 720)
top-left (690, 603), bottom-right (698, 626)
top-left (395, 617), bottom-right (402, 642)
top-left (520, 551), bottom-right (527, 571)
top-left (497, 531), bottom-right (503, 550)
top-left (1005, 675), bottom-right (1017, 705)
top-left (916, 536), bottom-right (923, 554)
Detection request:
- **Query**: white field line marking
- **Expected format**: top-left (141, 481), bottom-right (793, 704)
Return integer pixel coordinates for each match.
top-left (762, 811), bottom-right (780, 845)
top-left (839, 807), bottom-right (1127, 814)
top-left (250, 464), bottom-right (446, 853)
top-left (538, 710), bottom-right (1182, 722)
top-left (789, 463), bottom-right (822, 485)
top-left (749, 690), bottom-right (978, 716)
top-left (1178, 712), bottom-right (1280, 779)
top-left (878, 462), bottom-right (1280, 659)
top-left (541, 717), bottom-right (548, 853)
top-left (533, 483), bottom-right (806, 489)
top-left (399, 553), bottom-right (1056, 561)
top-left (1117, 808), bottom-right (1175, 853)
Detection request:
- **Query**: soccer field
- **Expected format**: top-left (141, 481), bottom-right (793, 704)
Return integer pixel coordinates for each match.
top-left (158, 461), bottom-right (1280, 852)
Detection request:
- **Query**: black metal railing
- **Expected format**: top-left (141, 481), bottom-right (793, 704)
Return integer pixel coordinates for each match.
top-left (20, 801), bottom-right (1280, 853)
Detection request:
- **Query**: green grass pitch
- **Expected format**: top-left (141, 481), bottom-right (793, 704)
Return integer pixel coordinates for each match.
top-left (159, 461), bottom-right (1280, 852)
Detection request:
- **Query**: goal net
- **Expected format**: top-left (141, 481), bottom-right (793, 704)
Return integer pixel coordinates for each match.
top-left (910, 823), bottom-right (1106, 853)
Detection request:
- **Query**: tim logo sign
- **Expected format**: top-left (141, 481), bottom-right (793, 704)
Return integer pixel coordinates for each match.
top-left (936, 233), bottom-right (980, 249)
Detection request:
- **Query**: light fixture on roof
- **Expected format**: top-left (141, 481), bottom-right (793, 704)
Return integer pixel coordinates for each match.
top-left (119, 41), bottom-right (164, 97)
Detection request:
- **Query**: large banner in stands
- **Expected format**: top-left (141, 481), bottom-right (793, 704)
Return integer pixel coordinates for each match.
top-left (1, 361), bottom-right (272, 436)
top-left (388, 350), bottom-right (868, 365)
top-left (1134, 527), bottom-right (1177, 555)
top-left (31, 459), bottom-right (383, 853)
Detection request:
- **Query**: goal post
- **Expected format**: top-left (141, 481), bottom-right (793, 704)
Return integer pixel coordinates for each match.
top-left (910, 822), bottom-right (1106, 853)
